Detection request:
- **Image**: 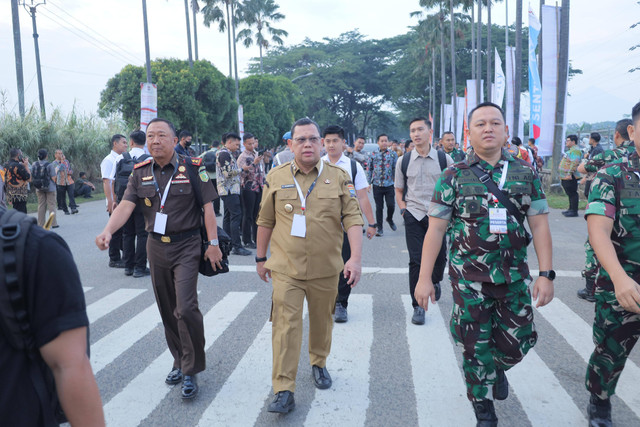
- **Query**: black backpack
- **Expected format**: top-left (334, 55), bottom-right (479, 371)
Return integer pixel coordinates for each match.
top-left (114, 152), bottom-right (150, 202)
top-left (32, 161), bottom-right (50, 190)
top-left (401, 149), bottom-right (447, 202)
top-left (203, 150), bottom-right (217, 173)
top-left (0, 208), bottom-right (67, 425)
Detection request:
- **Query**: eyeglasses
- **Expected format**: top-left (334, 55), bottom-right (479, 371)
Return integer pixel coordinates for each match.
top-left (293, 137), bottom-right (321, 144)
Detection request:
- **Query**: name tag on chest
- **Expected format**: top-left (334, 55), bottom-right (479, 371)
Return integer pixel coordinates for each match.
top-left (291, 214), bottom-right (306, 237)
top-left (489, 208), bottom-right (508, 234)
top-left (154, 212), bottom-right (168, 234)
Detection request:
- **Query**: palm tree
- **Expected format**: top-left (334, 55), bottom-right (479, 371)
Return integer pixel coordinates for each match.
top-left (201, 0), bottom-right (235, 78)
top-left (236, 0), bottom-right (288, 74)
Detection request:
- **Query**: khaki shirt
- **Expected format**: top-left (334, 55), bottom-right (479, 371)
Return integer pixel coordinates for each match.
top-left (122, 153), bottom-right (218, 234)
top-left (257, 160), bottom-right (364, 280)
top-left (394, 146), bottom-right (453, 221)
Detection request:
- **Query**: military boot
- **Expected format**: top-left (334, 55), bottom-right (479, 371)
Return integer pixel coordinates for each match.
top-left (473, 399), bottom-right (498, 427)
top-left (587, 394), bottom-right (612, 427)
top-left (578, 277), bottom-right (596, 302)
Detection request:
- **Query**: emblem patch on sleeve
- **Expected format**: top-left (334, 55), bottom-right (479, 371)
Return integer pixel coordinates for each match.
top-left (346, 183), bottom-right (356, 198)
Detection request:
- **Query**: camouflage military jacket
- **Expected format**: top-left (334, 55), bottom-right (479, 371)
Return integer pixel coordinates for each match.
top-left (583, 140), bottom-right (635, 174)
top-left (428, 149), bottom-right (549, 284)
top-left (585, 151), bottom-right (640, 288)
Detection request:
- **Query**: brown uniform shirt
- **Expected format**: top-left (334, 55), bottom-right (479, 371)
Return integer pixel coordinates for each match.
top-left (257, 159), bottom-right (364, 281)
top-left (122, 153), bottom-right (218, 234)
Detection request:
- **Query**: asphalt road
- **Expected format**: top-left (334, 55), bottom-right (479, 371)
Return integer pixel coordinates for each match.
top-left (50, 197), bottom-right (640, 427)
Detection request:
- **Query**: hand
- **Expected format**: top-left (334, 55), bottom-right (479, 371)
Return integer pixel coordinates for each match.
top-left (532, 276), bottom-right (554, 308)
top-left (367, 185), bottom-right (372, 193)
top-left (257, 262), bottom-right (272, 282)
top-left (22, 157), bottom-right (29, 166)
top-left (579, 177), bottom-right (587, 185)
top-left (253, 156), bottom-right (262, 165)
top-left (613, 276), bottom-right (640, 314)
top-left (415, 276), bottom-right (436, 311)
top-left (343, 258), bottom-right (362, 287)
top-left (366, 225), bottom-right (375, 239)
top-left (111, 201), bottom-right (118, 213)
top-left (95, 231), bottom-right (112, 250)
top-left (204, 245), bottom-right (223, 271)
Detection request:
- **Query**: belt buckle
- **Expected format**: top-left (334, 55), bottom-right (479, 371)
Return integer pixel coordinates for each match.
top-left (161, 235), bottom-right (171, 243)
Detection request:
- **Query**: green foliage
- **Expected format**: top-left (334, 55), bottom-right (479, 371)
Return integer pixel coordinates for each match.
top-left (1, 103), bottom-right (124, 179)
top-left (239, 74), bottom-right (305, 147)
top-left (98, 59), bottom-right (237, 141)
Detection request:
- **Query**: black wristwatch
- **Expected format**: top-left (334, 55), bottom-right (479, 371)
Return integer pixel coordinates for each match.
top-left (400, 208), bottom-right (406, 216)
top-left (367, 224), bottom-right (377, 228)
top-left (539, 270), bottom-right (556, 281)
top-left (255, 256), bottom-right (267, 263)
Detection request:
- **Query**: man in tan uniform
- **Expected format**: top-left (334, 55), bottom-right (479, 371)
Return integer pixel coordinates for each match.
top-left (96, 118), bottom-right (223, 400)
top-left (256, 117), bottom-right (364, 414)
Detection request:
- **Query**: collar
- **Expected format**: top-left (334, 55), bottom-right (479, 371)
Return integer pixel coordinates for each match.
top-left (153, 152), bottom-right (178, 170)
top-left (466, 148), bottom-right (513, 169)
top-left (322, 153), bottom-right (348, 166)
top-left (291, 159), bottom-right (323, 175)
top-left (110, 150), bottom-right (120, 158)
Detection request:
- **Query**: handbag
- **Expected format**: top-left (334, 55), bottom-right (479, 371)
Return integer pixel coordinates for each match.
top-left (469, 164), bottom-right (533, 246)
top-left (183, 158), bottom-right (232, 276)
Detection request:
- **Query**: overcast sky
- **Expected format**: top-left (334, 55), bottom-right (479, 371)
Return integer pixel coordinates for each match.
top-left (1, 0), bottom-right (639, 125)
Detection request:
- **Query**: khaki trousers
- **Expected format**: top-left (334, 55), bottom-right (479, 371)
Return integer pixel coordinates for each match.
top-left (271, 271), bottom-right (339, 393)
top-left (36, 189), bottom-right (57, 227)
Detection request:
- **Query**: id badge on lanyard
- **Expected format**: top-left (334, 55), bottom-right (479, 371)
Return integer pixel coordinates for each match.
top-left (152, 166), bottom-right (177, 235)
top-left (488, 162), bottom-right (509, 235)
top-left (290, 161), bottom-right (324, 238)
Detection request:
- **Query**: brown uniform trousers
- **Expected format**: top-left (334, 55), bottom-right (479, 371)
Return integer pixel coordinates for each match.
top-left (147, 234), bottom-right (205, 376)
top-left (271, 271), bottom-right (339, 393)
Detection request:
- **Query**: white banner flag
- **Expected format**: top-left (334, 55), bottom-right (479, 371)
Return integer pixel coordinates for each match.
top-left (493, 48), bottom-right (506, 107)
top-left (456, 96), bottom-right (465, 142)
top-left (443, 104), bottom-right (453, 133)
top-left (140, 83), bottom-right (157, 132)
top-left (505, 46), bottom-right (516, 135)
top-left (238, 104), bottom-right (245, 141)
top-left (540, 5), bottom-right (560, 157)
top-left (466, 79), bottom-right (484, 115)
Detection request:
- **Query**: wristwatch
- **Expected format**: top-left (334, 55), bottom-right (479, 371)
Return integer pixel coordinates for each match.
top-left (539, 270), bottom-right (556, 281)
top-left (400, 208), bottom-right (407, 216)
top-left (367, 224), bottom-right (377, 228)
top-left (208, 239), bottom-right (219, 246)
top-left (255, 256), bottom-right (267, 263)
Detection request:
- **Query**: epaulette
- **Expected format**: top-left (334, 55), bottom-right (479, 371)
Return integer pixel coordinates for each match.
top-left (134, 158), bottom-right (153, 169)
top-left (190, 157), bottom-right (202, 167)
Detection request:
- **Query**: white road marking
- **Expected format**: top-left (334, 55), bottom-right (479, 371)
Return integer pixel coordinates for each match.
top-left (86, 288), bottom-right (146, 323)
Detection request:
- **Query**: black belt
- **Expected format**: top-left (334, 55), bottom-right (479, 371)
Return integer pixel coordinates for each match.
top-left (150, 228), bottom-right (199, 243)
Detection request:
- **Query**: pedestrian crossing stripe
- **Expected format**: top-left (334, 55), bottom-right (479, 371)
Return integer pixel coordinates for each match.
top-left (84, 288), bottom-right (638, 426)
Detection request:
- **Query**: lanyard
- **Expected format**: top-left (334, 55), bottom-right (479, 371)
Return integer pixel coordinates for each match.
top-left (152, 163), bottom-right (178, 213)
top-left (291, 161), bottom-right (324, 214)
top-left (489, 161), bottom-right (509, 204)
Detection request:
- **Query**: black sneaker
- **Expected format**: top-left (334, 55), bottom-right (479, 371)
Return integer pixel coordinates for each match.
top-left (133, 267), bottom-right (151, 278)
top-left (587, 394), bottom-right (612, 427)
top-left (411, 306), bottom-right (425, 325)
top-left (334, 303), bottom-right (348, 323)
top-left (387, 219), bottom-right (397, 231)
top-left (232, 246), bottom-right (252, 256)
top-left (473, 400), bottom-right (498, 427)
top-left (245, 242), bottom-right (257, 249)
top-left (434, 282), bottom-right (442, 302)
top-left (109, 260), bottom-right (126, 268)
top-left (124, 268), bottom-right (134, 276)
top-left (71, 208), bottom-right (79, 214)
top-left (376, 228), bottom-right (383, 237)
top-left (267, 391), bottom-right (295, 414)
top-left (577, 287), bottom-right (596, 302)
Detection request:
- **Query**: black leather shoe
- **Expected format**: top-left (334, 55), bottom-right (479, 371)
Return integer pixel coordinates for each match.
top-left (411, 306), bottom-right (425, 325)
top-left (387, 219), bottom-right (397, 231)
top-left (493, 368), bottom-right (509, 400)
top-left (434, 282), bottom-right (442, 302)
top-left (312, 365), bottom-right (332, 389)
top-left (577, 287), bottom-right (596, 302)
top-left (109, 260), bottom-right (126, 268)
top-left (124, 268), bottom-right (134, 276)
top-left (473, 399), bottom-right (498, 427)
top-left (232, 246), bottom-right (252, 256)
top-left (562, 210), bottom-right (579, 217)
top-left (181, 375), bottom-right (198, 399)
top-left (267, 391), bottom-right (295, 413)
top-left (334, 303), bottom-right (348, 323)
top-left (245, 242), bottom-right (257, 249)
top-left (133, 267), bottom-right (151, 278)
top-left (71, 208), bottom-right (79, 214)
top-left (165, 368), bottom-right (182, 385)
top-left (376, 228), bottom-right (383, 237)
top-left (588, 394), bottom-right (612, 427)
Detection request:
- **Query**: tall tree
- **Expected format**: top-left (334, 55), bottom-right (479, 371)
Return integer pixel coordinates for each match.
top-left (201, 0), bottom-right (234, 78)
top-left (552, 0), bottom-right (570, 181)
top-left (236, 0), bottom-right (288, 74)
top-left (184, 0), bottom-right (194, 68)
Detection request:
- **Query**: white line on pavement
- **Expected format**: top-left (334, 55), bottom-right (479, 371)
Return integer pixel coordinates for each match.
top-left (86, 288), bottom-right (146, 323)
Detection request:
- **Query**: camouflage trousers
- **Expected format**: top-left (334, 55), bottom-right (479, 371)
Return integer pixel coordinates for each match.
top-left (583, 239), bottom-right (598, 282)
top-left (586, 288), bottom-right (640, 399)
top-left (450, 279), bottom-right (538, 402)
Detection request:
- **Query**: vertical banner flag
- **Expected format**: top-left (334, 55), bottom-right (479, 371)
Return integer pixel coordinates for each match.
top-left (443, 104), bottom-right (453, 133)
top-left (493, 48), bottom-right (506, 107)
top-left (140, 83), bottom-right (157, 132)
top-left (238, 104), bottom-right (245, 142)
top-left (466, 79), bottom-right (484, 115)
top-left (505, 46), bottom-right (516, 135)
top-left (463, 88), bottom-right (469, 149)
top-left (456, 96), bottom-right (465, 143)
top-left (528, 6), bottom-right (543, 141)
top-left (540, 5), bottom-right (560, 157)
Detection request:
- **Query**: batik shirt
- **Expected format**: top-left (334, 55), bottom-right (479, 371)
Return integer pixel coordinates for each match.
top-left (237, 149), bottom-right (265, 192)
top-left (428, 149), bottom-right (549, 284)
top-left (216, 147), bottom-right (241, 196)
top-left (558, 145), bottom-right (582, 178)
top-left (585, 151), bottom-right (640, 290)
top-left (367, 149), bottom-right (397, 187)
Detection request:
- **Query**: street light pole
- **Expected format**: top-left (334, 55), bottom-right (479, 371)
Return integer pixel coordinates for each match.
top-left (22, 0), bottom-right (46, 118)
top-left (11, 0), bottom-right (25, 118)
top-left (142, 0), bottom-right (152, 83)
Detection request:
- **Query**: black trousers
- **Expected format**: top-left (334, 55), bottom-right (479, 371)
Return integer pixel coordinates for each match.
top-left (122, 208), bottom-right (148, 271)
top-left (74, 184), bottom-right (92, 198)
top-left (241, 189), bottom-right (261, 245)
top-left (404, 211), bottom-right (447, 308)
top-left (11, 199), bottom-right (27, 213)
top-left (373, 184), bottom-right (395, 229)
top-left (212, 179), bottom-right (221, 214)
top-left (108, 212), bottom-right (124, 262)
top-left (56, 184), bottom-right (77, 211)
top-left (222, 194), bottom-right (243, 248)
top-left (561, 178), bottom-right (579, 212)
top-left (337, 232), bottom-right (352, 308)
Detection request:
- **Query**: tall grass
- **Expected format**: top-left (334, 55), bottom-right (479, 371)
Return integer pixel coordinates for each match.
top-left (1, 97), bottom-right (126, 180)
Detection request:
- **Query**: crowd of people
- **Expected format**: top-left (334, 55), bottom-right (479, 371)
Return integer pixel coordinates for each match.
top-left (3, 101), bottom-right (640, 427)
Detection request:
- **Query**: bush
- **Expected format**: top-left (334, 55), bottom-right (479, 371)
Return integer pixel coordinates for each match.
top-left (0, 102), bottom-right (126, 180)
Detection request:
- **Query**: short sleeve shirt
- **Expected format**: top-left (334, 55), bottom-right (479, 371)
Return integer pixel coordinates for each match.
top-left (257, 160), bottom-right (364, 280)
top-left (585, 152), bottom-right (640, 289)
top-left (322, 153), bottom-right (369, 190)
top-left (583, 141), bottom-right (635, 174)
top-left (428, 149), bottom-right (549, 284)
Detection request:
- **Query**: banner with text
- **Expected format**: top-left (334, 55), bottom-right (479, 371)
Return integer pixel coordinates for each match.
top-left (493, 48), bottom-right (506, 107)
top-left (528, 6), bottom-right (543, 142)
top-left (140, 83), bottom-right (157, 132)
top-left (540, 5), bottom-right (560, 157)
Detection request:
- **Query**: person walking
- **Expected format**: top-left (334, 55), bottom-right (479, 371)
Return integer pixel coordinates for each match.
top-left (558, 135), bottom-right (582, 217)
top-left (367, 134), bottom-right (398, 236)
top-left (32, 149), bottom-right (58, 228)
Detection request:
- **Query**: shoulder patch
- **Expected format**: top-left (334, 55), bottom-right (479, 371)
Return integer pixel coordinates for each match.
top-left (190, 157), bottom-right (203, 166)
top-left (134, 158), bottom-right (152, 169)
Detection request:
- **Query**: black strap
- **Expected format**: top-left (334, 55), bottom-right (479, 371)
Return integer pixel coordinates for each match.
top-left (401, 153), bottom-right (411, 202)
top-left (183, 158), bottom-right (205, 209)
top-left (468, 164), bottom-right (526, 225)
top-left (437, 149), bottom-right (447, 172)
top-left (350, 159), bottom-right (358, 181)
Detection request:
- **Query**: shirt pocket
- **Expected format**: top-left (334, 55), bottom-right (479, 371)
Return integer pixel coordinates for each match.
top-left (169, 182), bottom-right (193, 196)
top-left (137, 185), bottom-right (156, 199)
top-left (315, 187), bottom-right (342, 217)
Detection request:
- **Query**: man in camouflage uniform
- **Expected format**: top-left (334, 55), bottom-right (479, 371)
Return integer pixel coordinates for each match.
top-left (584, 102), bottom-right (640, 427)
top-left (576, 119), bottom-right (634, 302)
top-left (441, 131), bottom-right (466, 162)
top-left (414, 102), bottom-right (554, 427)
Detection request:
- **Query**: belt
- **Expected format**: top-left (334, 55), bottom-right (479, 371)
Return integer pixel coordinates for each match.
top-left (150, 228), bottom-right (199, 243)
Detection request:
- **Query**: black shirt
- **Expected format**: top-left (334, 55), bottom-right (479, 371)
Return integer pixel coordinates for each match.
top-left (0, 226), bottom-right (88, 426)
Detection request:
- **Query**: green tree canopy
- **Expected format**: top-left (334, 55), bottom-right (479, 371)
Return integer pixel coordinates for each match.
top-left (98, 58), bottom-right (237, 139)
